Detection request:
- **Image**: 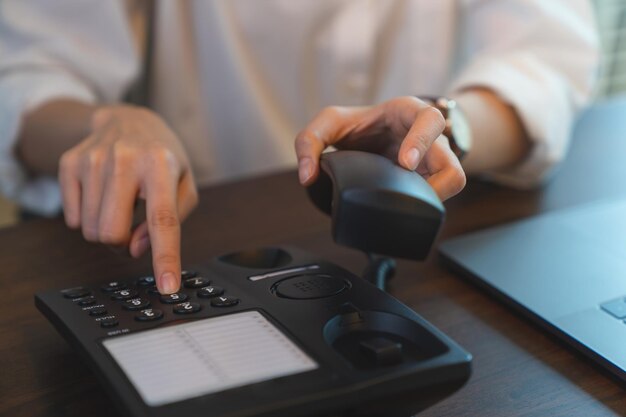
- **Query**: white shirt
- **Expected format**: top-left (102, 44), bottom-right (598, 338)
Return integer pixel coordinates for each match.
top-left (0, 0), bottom-right (599, 216)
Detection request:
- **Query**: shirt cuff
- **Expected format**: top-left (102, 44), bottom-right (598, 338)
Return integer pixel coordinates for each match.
top-left (0, 69), bottom-right (96, 216)
top-left (449, 53), bottom-right (580, 188)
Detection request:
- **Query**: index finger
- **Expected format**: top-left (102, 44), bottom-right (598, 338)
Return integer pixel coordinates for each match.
top-left (145, 164), bottom-right (181, 294)
top-left (294, 106), bottom-right (379, 186)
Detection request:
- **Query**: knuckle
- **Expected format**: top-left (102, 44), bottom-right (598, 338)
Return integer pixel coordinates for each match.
top-left (109, 143), bottom-right (136, 175)
top-left (147, 147), bottom-right (178, 172)
top-left (155, 252), bottom-right (179, 267)
top-left (59, 151), bottom-right (79, 175)
top-left (451, 168), bottom-right (467, 191)
top-left (150, 208), bottom-right (179, 230)
top-left (85, 149), bottom-right (106, 170)
top-left (320, 105), bottom-right (343, 119)
top-left (98, 223), bottom-right (127, 245)
top-left (423, 106), bottom-right (446, 131)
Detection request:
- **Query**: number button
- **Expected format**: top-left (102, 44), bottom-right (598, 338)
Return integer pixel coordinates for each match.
top-left (101, 281), bottom-right (127, 293)
top-left (111, 289), bottom-right (139, 301)
top-left (183, 277), bottom-right (211, 289)
top-left (173, 302), bottom-right (201, 315)
top-left (181, 270), bottom-right (198, 280)
top-left (160, 293), bottom-right (188, 304)
top-left (210, 296), bottom-right (239, 307)
top-left (197, 286), bottom-right (224, 298)
top-left (135, 309), bottom-right (164, 322)
top-left (122, 298), bottom-right (151, 311)
top-left (136, 276), bottom-right (156, 287)
top-left (146, 287), bottom-right (161, 295)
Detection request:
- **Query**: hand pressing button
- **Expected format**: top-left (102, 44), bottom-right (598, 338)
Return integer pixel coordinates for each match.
top-left (173, 302), bottom-right (201, 314)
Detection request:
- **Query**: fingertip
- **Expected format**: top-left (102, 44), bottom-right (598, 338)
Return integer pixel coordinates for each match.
top-left (298, 157), bottom-right (315, 185)
top-left (158, 271), bottom-right (179, 294)
top-left (401, 147), bottom-right (420, 171)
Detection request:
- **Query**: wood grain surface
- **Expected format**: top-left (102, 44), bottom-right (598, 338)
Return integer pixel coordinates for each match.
top-left (1, 99), bottom-right (626, 416)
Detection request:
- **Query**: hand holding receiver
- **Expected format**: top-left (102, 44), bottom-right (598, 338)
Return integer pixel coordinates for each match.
top-left (308, 150), bottom-right (444, 260)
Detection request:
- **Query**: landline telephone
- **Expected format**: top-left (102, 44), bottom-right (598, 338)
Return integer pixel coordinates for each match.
top-left (35, 150), bottom-right (471, 417)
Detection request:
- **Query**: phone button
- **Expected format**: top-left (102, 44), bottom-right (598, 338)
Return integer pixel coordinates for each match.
top-left (135, 309), bottom-right (164, 321)
top-left (122, 298), bottom-right (151, 311)
top-left (160, 293), bottom-right (188, 304)
top-left (210, 296), bottom-right (239, 308)
top-left (101, 281), bottom-right (127, 293)
top-left (136, 276), bottom-right (156, 287)
top-left (100, 317), bottom-right (119, 328)
top-left (62, 287), bottom-right (91, 299)
top-left (197, 286), bottom-right (224, 298)
top-left (88, 307), bottom-right (108, 317)
top-left (173, 302), bottom-right (201, 314)
top-left (184, 277), bottom-right (211, 289)
top-left (111, 289), bottom-right (139, 301)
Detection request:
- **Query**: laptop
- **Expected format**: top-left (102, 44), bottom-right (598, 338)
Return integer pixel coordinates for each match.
top-left (439, 198), bottom-right (626, 381)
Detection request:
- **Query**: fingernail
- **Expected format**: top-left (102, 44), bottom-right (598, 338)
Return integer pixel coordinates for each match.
top-left (132, 235), bottom-right (150, 257)
top-left (406, 148), bottom-right (420, 170)
top-left (159, 272), bottom-right (178, 294)
top-left (298, 158), bottom-right (313, 184)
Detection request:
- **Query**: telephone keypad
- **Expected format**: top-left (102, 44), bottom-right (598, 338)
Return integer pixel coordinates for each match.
top-left (60, 268), bottom-right (241, 331)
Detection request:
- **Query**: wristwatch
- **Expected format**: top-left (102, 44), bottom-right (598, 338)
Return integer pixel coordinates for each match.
top-left (419, 96), bottom-right (472, 161)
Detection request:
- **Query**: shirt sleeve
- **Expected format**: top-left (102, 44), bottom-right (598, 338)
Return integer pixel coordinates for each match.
top-left (449, 0), bottom-right (600, 188)
top-left (0, 0), bottom-right (138, 216)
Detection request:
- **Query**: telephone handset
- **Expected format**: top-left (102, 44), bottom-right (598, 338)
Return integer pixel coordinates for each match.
top-left (308, 150), bottom-right (444, 260)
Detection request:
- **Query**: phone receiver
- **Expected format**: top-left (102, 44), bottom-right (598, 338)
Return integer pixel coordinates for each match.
top-left (307, 150), bottom-right (445, 260)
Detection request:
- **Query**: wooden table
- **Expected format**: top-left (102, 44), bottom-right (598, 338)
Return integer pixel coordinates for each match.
top-left (2, 98), bottom-right (626, 417)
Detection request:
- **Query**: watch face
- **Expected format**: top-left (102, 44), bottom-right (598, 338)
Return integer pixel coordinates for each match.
top-left (449, 107), bottom-right (472, 156)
